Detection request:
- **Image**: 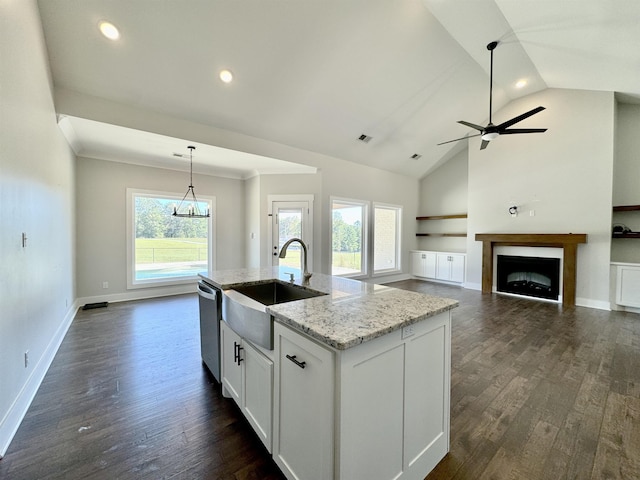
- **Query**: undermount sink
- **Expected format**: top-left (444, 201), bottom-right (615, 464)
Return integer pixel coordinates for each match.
top-left (222, 280), bottom-right (326, 349)
top-left (232, 281), bottom-right (326, 306)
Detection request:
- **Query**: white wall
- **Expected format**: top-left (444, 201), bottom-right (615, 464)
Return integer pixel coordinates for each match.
top-left (417, 149), bottom-right (468, 253)
top-left (319, 157), bottom-right (419, 279)
top-left (245, 175), bottom-right (261, 268)
top-left (76, 157), bottom-right (246, 301)
top-left (55, 91), bottom-right (419, 280)
top-left (612, 103), bottom-right (640, 263)
top-left (0, 0), bottom-right (76, 456)
top-left (465, 89), bottom-right (615, 308)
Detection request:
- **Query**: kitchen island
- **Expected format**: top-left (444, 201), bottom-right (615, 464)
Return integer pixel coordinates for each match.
top-left (200, 267), bottom-right (458, 480)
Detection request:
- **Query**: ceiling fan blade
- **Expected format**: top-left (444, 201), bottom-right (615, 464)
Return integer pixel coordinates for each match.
top-left (458, 120), bottom-right (485, 132)
top-left (437, 133), bottom-right (482, 146)
top-left (496, 106), bottom-right (545, 130)
top-left (499, 128), bottom-right (548, 135)
top-left (480, 139), bottom-right (490, 150)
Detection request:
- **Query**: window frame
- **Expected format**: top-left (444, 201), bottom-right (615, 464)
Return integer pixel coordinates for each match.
top-left (330, 196), bottom-right (369, 278)
top-left (126, 188), bottom-right (215, 289)
top-left (372, 202), bottom-right (402, 277)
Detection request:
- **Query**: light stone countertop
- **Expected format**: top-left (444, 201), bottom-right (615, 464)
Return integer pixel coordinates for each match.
top-left (200, 267), bottom-right (458, 350)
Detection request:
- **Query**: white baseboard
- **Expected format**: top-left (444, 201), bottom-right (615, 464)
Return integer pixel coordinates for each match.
top-left (370, 273), bottom-right (412, 284)
top-left (77, 283), bottom-right (197, 307)
top-left (0, 300), bottom-right (79, 458)
top-left (463, 282), bottom-right (481, 291)
top-left (575, 297), bottom-right (611, 311)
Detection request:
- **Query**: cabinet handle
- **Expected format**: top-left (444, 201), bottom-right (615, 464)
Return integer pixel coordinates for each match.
top-left (286, 354), bottom-right (306, 369)
top-left (234, 342), bottom-right (244, 365)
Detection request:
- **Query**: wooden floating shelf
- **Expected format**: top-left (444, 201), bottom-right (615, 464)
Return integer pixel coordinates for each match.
top-left (613, 205), bottom-right (640, 212)
top-left (416, 214), bottom-right (467, 220)
top-left (612, 232), bottom-right (640, 239)
top-left (416, 233), bottom-right (467, 237)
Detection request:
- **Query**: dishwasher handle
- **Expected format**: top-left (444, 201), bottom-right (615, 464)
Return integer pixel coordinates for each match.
top-left (197, 282), bottom-right (217, 301)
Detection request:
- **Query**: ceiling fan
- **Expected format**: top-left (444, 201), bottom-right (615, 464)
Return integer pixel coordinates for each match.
top-left (438, 41), bottom-right (547, 150)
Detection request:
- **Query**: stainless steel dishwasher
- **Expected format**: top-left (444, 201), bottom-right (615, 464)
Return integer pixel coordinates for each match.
top-left (197, 279), bottom-right (221, 382)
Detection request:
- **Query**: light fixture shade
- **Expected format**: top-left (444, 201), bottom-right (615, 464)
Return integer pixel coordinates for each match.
top-left (173, 146), bottom-right (210, 218)
top-left (481, 132), bottom-right (499, 141)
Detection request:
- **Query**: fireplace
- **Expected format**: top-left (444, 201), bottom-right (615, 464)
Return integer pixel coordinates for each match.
top-left (497, 255), bottom-right (560, 301)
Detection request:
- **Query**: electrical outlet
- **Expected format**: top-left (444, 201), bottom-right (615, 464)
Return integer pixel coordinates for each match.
top-left (103, 281), bottom-right (109, 289)
top-left (24, 351), bottom-right (29, 368)
top-left (402, 325), bottom-right (415, 339)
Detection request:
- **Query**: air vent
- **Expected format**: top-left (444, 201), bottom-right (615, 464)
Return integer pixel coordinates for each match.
top-left (358, 134), bottom-right (373, 143)
top-left (410, 153), bottom-right (422, 160)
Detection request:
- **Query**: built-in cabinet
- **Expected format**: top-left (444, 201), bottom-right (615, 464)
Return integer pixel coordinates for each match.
top-left (411, 251), bottom-right (436, 278)
top-left (220, 320), bottom-right (273, 452)
top-left (412, 250), bottom-right (465, 284)
top-left (273, 312), bottom-right (451, 480)
top-left (273, 322), bottom-right (334, 480)
top-left (612, 262), bottom-right (640, 308)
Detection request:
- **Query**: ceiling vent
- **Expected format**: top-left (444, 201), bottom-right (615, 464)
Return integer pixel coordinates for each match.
top-left (358, 134), bottom-right (373, 143)
top-left (410, 153), bottom-right (422, 160)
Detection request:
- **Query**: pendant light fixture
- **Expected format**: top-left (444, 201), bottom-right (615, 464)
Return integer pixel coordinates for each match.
top-left (172, 146), bottom-right (210, 218)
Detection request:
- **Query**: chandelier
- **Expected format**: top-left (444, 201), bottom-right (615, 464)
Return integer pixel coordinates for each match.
top-left (172, 146), bottom-right (210, 218)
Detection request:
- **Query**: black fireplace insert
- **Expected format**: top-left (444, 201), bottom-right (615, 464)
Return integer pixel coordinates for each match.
top-left (497, 255), bottom-right (560, 300)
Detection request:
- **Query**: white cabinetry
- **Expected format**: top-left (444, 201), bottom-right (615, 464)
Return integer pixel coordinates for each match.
top-left (614, 263), bottom-right (640, 308)
top-left (411, 251), bottom-right (436, 279)
top-left (412, 250), bottom-right (465, 285)
top-left (273, 322), bottom-right (334, 480)
top-left (274, 312), bottom-right (451, 480)
top-left (220, 320), bottom-right (273, 452)
top-left (436, 253), bottom-right (465, 283)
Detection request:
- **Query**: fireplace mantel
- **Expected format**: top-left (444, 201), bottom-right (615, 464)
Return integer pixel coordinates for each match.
top-left (475, 233), bottom-right (587, 307)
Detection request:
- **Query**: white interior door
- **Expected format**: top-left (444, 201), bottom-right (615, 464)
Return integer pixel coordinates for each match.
top-left (271, 201), bottom-right (312, 271)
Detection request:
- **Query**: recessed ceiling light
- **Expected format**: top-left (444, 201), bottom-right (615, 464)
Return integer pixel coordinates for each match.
top-left (219, 69), bottom-right (233, 83)
top-left (515, 79), bottom-right (527, 89)
top-left (99, 21), bottom-right (120, 40)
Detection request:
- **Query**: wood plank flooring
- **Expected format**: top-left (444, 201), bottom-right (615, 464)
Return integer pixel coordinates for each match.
top-left (1, 281), bottom-right (639, 479)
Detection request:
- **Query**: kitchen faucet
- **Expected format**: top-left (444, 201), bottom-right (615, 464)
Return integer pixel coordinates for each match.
top-left (279, 238), bottom-right (312, 283)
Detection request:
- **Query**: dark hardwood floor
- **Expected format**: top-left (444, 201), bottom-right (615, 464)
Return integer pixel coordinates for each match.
top-left (1, 281), bottom-right (639, 479)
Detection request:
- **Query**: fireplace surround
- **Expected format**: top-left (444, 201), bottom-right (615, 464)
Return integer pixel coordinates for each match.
top-left (475, 233), bottom-right (587, 307)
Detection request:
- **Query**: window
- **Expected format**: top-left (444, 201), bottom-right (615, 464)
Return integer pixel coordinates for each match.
top-left (331, 197), bottom-right (402, 278)
top-left (331, 198), bottom-right (367, 277)
top-left (127, 189), bottom-right (214, 288)
top-left (373, 203), bottom-right (401, 275)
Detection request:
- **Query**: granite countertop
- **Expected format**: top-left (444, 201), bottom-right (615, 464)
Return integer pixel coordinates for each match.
top-left (200, 267), bottom-right (458, 350)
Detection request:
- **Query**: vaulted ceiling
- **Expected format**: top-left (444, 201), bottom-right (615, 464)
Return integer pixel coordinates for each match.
top-left (37, 0), bottom-right (640, 179)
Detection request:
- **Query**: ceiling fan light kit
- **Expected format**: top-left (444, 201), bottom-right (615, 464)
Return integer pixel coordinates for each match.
top-left (438, 40), bottom-right (547, 150)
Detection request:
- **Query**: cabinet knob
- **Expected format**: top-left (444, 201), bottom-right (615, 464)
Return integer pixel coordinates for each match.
top-left (286, 354), bottom-right (306, 369)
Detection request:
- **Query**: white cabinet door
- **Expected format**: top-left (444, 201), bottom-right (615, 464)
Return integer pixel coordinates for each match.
top-left (403, 315), bottom-right (450, 474)
top-left (220, 320), bottom-right (242, 404)
top-left (221, 321), bottom-right (274, 452)
top-left (243, 340), bottom-right (273, 451)
top-left (338, 312), bottom-right (451, 480)
top-left (436, 253), bottom-right (465, 283)
top-left (616, 265), bottom-right (640, 307)
top-left (449, 254), bottom-right (465, 283)
top-left (339, 339), bottom-right (406, 479)
top-left (411, 252), bottom-right (424, 277)
top-left (273, 323), bottom-right (334, 480)
top-left (412, 251), bottom-right (437, 279)
top-left (435, 253), bottom-right (451, 280)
